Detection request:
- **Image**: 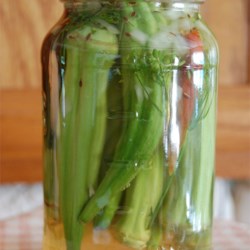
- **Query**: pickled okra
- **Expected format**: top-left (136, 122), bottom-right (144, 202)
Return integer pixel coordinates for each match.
top-left (80, 0), bottom-right (166, 224)
top-left (42, 1), bottom-right (218, 250)
top-left (57, 26), bottom-right (118, 249)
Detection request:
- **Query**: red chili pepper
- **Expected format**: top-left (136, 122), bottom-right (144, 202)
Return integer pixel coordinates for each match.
top-left (185, 28), bottom-right (203, 53)
top-left (180, 28), bottom-right (203, 139)
top-left (168, 28), bottom-right (204, 174)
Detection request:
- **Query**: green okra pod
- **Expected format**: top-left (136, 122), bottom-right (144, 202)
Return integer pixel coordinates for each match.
top-left (79, 1), bottom-right (166, 224)
top-left (94, 192), bottom-right (122, 229)
top-left (58, 25), bottom-right (118, 250)
top-left (58, 36), bottom-right (83, 250)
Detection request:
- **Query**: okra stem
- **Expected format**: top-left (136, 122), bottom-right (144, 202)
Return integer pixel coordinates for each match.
top-left (117, 149), bottom-right (164, 248)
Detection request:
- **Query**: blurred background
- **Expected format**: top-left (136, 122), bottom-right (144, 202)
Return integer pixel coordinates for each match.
top-left (0, 0), bottom-right (250, 225)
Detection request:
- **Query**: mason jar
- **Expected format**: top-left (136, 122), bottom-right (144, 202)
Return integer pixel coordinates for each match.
top-left (41, 0), bottom-right (218, 249)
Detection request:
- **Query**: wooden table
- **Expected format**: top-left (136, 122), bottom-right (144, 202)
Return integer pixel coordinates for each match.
top-left (1, 85), bottom-right (250, 182)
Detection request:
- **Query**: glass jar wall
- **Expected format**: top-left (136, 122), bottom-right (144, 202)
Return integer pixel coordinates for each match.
top-left (41, 0), bottom-right (218, 249)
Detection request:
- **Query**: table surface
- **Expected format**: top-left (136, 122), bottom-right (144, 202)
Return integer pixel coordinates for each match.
top-left (0, 207), bottom-right (250, 250)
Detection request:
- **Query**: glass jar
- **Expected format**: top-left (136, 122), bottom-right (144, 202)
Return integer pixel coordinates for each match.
top-left (41, 0), bottom-right (218, 249)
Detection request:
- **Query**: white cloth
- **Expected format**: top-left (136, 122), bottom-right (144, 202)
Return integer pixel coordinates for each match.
top-left (213, 178), bottom-right (235, 220)
top-left (233, 181), bottom-right (250, 225)
top-left (0, 183), bottom-right (43, 221)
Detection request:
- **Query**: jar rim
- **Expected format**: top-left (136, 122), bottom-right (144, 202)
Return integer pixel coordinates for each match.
top-left (60, 0), bottom-right (205, 3)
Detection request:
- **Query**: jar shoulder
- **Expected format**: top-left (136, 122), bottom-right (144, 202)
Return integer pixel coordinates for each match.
top-left (41, 13), bottom-right (70, 61)
top-left (195, 19), bottom-right (219, 64)
top-left (41, 8), bottom-right (219, 67)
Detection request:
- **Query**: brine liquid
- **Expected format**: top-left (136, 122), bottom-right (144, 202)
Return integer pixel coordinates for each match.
top-left (42, 63), bottom-right (216, 250)
top-left (43, 206), bottom-right (212, 250)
